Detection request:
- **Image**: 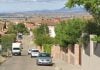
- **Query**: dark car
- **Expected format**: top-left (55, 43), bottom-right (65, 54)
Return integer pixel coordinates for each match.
top-left (17, 33), bottom-right (23, 40)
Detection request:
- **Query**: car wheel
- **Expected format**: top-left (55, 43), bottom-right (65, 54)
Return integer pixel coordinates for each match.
top-left (12, 53), bottom-right (13, 55)
top-left (36, 63), bottom-right (39, 65)
top-left (50, 63), bottom-right (53, 66)
top-left (37, 63), bottom-right (40, 66)
top-left (19, 53), bottom-right (21, 56)
top-left (31, 56), bottom-right (32, 58)
top-left (36, 61), bottom-right (39, 65)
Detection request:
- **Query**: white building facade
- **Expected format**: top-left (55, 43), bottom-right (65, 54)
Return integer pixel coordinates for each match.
top-left (48, 26), bottom-right (56, 38)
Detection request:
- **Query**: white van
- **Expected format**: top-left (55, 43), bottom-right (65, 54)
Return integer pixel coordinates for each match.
top-left (12, 43), bottom-right (22, 56)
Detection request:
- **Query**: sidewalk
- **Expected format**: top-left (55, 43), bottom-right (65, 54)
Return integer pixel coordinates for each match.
top-left (54, 59), bottom-right (82, 70)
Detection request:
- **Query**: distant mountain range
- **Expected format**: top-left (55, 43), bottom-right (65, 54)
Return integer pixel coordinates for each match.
top-left (0, 7), bottom-right (87, 16)
top-left (16, 7), bottom-right (87, 14)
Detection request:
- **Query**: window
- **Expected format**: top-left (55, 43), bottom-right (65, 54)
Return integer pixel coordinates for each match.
top-left (39, 53), bottom-right (50, 57)
top-left (13, 48), bottom-right (20, 50)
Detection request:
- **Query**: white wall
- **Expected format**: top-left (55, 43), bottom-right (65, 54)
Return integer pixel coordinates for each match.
top-left (48, 26), bottom-right (56, 38)
top-left (0, 45), bottom-right (2, 51)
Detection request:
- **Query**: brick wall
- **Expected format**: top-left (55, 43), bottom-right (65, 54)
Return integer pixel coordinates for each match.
top-left (51, 45), bottom-right (61, 60)
top-left (51, 44), bottom-right (81, 65)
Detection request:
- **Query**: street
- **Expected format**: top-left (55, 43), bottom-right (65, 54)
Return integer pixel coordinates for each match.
top-left (0, 35), bottom-right (55, 70)
top-left (0, 50), bottom-right (54, 70)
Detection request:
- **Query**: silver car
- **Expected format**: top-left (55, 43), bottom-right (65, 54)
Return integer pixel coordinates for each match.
top-left (36, 53), bottom-right (53, 66)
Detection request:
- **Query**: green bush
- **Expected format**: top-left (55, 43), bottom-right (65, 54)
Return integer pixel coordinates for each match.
top-left (33, 24), bottom-right (54, 52)
top-left (55, 19), bottom-right (85, 47)
top-left (43, 44), bottom-right (52, 54)
top-left (15, 23), bottom-right (29, 34)
top-left (33, 24), bottom-right (53, 46)
top-left (1, 34), bottom-right (16, 52)
top-left (6, 23), bottom-right (17, 34)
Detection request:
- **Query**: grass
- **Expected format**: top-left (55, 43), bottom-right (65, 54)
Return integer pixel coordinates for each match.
top-left (43, 44), bottom-right (52, 54)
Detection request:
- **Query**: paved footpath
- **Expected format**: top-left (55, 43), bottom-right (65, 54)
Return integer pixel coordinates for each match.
top-left (54, 59), bottom-right (82, 70)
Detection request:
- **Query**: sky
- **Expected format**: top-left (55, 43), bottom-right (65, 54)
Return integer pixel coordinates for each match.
top-left (0, 0), bottom-right (84, 13)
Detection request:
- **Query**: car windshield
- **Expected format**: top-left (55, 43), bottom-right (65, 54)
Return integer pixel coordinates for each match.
top-left (13, 48), bottom-right (20, 50)
top-left (39, 53), bottom-right (50, 57)
top-left (31, 50), bottom-right (39, 52)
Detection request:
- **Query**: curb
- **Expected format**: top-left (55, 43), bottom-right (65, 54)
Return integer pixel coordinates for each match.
top-left (55, 66), bottom-right (63, 70)
top-left (0, 59), bottom-right (6, 65)
top-left (0, 55), bottom-right (13, 65)
top-left (53, 60), bottom-right (64, 70)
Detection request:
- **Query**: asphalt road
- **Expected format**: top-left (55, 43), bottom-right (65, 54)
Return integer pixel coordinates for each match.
top-left (0, 50), bottom-right (55, 70)
top-left (0, 35), bottom-right (55, 70)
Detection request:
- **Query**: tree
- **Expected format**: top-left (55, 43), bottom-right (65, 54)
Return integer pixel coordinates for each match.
top-left (66, 0), bottom-right (100, 24)
top-left (85, 20), bottom-right (100, 43)
top-left (33, 24), bottom-right (49, 46)
top-left (55, 19), bottom-right (85, 47)
top-left (66, 0), bottom-right (100, 43)
top-left (84, 20), bottom-right (100, 35)
top-left (1, 34), bottom-right (16, 52)
top-left (6, 23), bottom-right (17, 34)
top-left (15, 23), bottom-right (29, 34)
top-left (33, 24), bottom-right (54, 53)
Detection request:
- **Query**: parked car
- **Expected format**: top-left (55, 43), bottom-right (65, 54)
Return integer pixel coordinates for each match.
top-left (28, 49), bottom-right (32, 55)
top-left (17, 32), bottom-right (23, 40)
top-left (36, 53), bottom-right (53, 66)
top-left (31, 49), bottom-right (39, 57)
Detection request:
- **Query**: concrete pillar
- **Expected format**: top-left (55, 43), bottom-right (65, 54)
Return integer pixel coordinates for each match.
top-left (67, 47), bottom-right (71, 64)
top-left (74, 44), bottom-right (80, 65)
top-left (55, 45), bottom-right (60, 59)
top-left (60, 50), bottom-right (63, 60)
top-left (51, 46), bottom-right (55, 60)
top-left (90, 35), bottom-right (97, 56)
top-left (0, 45), bottom-right (2, 54)
top-left (81, 46), bottom-right (85, 54)
top-left (51, 45), bottom-right (61, 60)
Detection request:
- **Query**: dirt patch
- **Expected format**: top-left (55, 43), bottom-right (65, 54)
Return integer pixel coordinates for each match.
top-left (0, 55), bottom-right (6, 65)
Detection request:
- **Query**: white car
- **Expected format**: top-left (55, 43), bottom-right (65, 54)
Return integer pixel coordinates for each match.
top-left (31, 49), bottom-right (39, 57)
top-left (28, 49), bottom-right (32, 55)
